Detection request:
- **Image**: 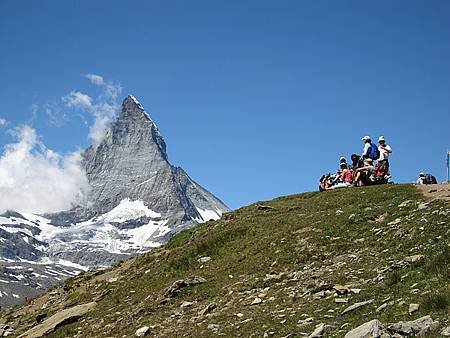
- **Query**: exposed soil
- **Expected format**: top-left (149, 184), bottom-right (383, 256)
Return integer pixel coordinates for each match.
top-left (417, 182), bottom-right (450, 201)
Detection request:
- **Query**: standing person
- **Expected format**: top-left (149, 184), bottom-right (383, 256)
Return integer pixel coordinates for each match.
top-left (378, 136), bottom-right (392, 171)
top-left (361, 136), bottom-right (380, 160)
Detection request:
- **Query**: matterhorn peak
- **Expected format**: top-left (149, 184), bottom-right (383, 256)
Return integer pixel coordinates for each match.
top-left (120, 94), bottom-right (153, 122)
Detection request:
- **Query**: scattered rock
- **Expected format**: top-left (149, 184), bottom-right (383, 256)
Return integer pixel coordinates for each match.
top-left (207, 324), bottom-right (220, 331)
top-left (298, 317), bottom-right (314, 327)
top-left (408, 303), bottom-right (419, 315)
top-left (180, 301), bottom-right (195, 308)
top-left (19, 302), bottom-right (97, 338)
top-left (404, 255), bottom-right (424, 263)
top-left (199, 303), bottom-right (217, 316)
top-left (257, 204), bottom-right (275, 210)
top-left (335, 298), bottom-right (349, 303)
top-left (441, 325), bottom-right (450, 336)
top-left (341, 299), bottom-right (374, 315)
top-left (376, 302), bottom-right (393, 313)
top-left (344, 319), bottom-right (388, 338)
top-left (308, 323), bottom-right (325, 337)
top-left (387, 218), bottom-right (401, 226)
top-left (333, 285), bottom-right (349, 295)
top-left (135, 326), bottom-right (150, 337)
top-left (417, 202), bottom-right (429, 210)
top-left (251, 297), bottom-right (263, 305)
top-left (198, 256), bottom-right (211, 264)
top-left (336, 209), bottom-right (344, 215)
top-left (388, 315), bottom-right (436, 335)
top-left (398, 200), bottom-right (412, 207)
top-left (163, 276), bottom-right (207, 298)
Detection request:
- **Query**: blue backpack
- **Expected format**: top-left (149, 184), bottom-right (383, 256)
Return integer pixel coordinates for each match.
top-left (368, 142), bottom-right (380, 160)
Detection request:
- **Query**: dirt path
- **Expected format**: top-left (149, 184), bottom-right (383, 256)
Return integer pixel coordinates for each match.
top-left (417, 182), bottom-right (450, 201)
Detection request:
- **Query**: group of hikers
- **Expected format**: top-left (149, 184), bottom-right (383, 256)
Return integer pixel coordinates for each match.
top-left (320, 135), bottom-right (392, 191)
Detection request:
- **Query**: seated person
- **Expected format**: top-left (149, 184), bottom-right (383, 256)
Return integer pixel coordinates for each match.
top-left (350, 154), bottom-right (363, 170)
top-left (416, 172), bottom-right (426, 185)
top-left (353, 158), bottom-right (376, 186)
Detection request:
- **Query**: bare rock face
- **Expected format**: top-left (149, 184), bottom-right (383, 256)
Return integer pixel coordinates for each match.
top-left (74, 94), bottom-right (229, 225)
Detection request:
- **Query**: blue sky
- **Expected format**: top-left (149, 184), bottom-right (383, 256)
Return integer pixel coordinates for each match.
top-left (0, 0), bottom-right (449, 210)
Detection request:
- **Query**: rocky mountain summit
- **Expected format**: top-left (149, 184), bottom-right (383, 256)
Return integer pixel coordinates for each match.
top-left (0, 95), bottom-right (229, 308)
top-left (1, 184), bottom-right (448, 337)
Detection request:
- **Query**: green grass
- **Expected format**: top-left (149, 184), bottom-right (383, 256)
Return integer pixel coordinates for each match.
top-left (2, 184), bottom-right (450, 337)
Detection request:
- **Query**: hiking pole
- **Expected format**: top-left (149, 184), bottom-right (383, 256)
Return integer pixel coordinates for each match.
top-left (447, 150), bottom-right (450, 183)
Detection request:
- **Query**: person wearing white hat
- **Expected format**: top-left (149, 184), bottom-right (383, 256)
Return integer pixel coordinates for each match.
top-left (416, 172), bottom-right (426, 185)
top-left (377, 136), bottom-right (392, 172)
top-left (361, 135), bottom-right (372, 159)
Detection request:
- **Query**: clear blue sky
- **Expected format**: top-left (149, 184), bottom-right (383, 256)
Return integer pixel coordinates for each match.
top-left (1, 0), bottom-right (449, 210)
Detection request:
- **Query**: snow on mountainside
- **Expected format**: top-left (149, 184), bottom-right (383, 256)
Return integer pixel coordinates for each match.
top-left (0, 95), bottom-right (229, 308)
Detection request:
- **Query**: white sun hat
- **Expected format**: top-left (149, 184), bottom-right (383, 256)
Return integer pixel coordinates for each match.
top-left (378, 136), bottom-right (386, 142)
top-left (362, 135), bottom-right (371, 141)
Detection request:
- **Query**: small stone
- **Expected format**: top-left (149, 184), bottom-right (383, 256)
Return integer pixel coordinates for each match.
top-left (404, 255), bottom-right (424, 263)
top-left (441, 325), bottom-right (450, 336)
top-left (308, 323), bottom-right (325, 337)
top-left (335, 298), bottom-right (349, 303)
top-left (398, 200), bottom-right (412, 207)
top-left (236, 313), bottom-right (244, 318)
top-left (417, 203), bottom-right (428, 210)
top-left (350, 288), bottom-right (362, 294)
top-left (333, 285), bottom-right (349, 295)
top-left (341, 299), bottom-right (374, 315)
top-left (376, 302), bottom-right (392, 313)
top-left (207, 324), bottom-right (219, 331)
top-left (135, 326), bottom-right (150, 337)
top-left (408, 303), bottom-right (419, 315)
top-left (297, 317), bottom-right (314, 327)
top-left (198, 256), bottom-right (211, 264)
top-left (180, 301), bottom-right (194, 308)
top-left (199, 303), bottom-right (217, 316)
top-left (251, 297), bottom-right (262, 305)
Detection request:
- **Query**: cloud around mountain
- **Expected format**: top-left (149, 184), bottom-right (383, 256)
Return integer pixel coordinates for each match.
top-left (0, 125), bottom-right (89, 214)
top-left (0, 74), bottom-right (120, 214)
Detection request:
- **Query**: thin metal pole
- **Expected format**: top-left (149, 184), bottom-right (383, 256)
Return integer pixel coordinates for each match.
top-left (447, 151), bottom-right (450, 183)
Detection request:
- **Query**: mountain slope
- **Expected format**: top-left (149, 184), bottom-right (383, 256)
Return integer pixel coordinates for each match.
top-left (1, 184), bottom-right (449, 337)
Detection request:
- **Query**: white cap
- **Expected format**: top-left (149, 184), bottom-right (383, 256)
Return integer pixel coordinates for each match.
top-left (339, 156), bottom-right (346, 162)
top-left (378, 136), bottom-right (385, 142)
top-left (362, 135), bottom-right (371, 141)
top-left (419, 172), bottom-right (425, 177)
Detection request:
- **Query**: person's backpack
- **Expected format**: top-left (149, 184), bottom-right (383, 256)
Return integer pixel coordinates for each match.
top-left (424, 174), bottom-right (437, 184)
top-left (368, 142), bottom-right (380, 160)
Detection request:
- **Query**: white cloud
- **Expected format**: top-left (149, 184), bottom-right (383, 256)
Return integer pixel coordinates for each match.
top-left (0, 117), bottom-right (6, 127)
top-left (84, 73), bottom-right (105, 85)
top-left (62, 74), bottom-right (122, 146)
top-left (62, 91), bottom-right (93, 109)
top-left (0, 125), bottom-right (89, 214)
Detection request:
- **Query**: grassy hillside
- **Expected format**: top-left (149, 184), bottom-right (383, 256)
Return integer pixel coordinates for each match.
top-left (1, 184), bottom-right (449, 337)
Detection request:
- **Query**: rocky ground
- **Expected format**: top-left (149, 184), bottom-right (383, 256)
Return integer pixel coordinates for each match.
top-left (0, 184), bottom-right (448, 337)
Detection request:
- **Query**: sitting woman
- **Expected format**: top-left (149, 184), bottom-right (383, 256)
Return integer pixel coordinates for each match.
top-left (329, 163), bottom-right (353, 189)
top-left (353, 158), bottom-right (376, 186)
